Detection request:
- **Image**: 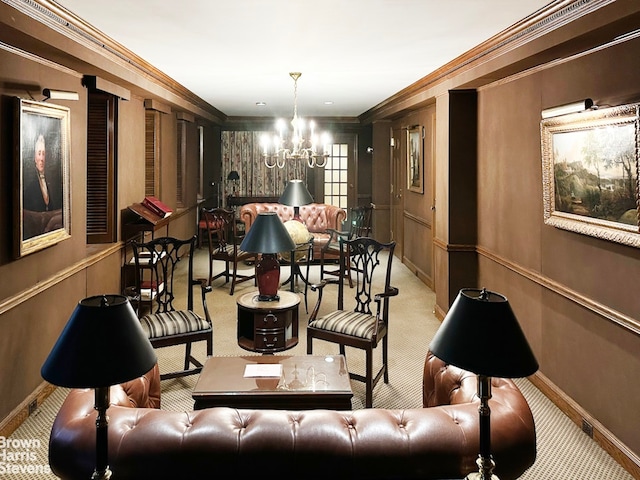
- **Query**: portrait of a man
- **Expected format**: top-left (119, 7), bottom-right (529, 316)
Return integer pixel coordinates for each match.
top-left (16, 98), bottom-right (70, 256)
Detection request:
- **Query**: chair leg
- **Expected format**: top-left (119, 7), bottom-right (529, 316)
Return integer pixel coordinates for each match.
top-left (207, 335), bottom-right (213, 357)
top-left (383, 335), bottom-right (389, 383)
top-left (184, 342), bottom-right (192, 371)
top-left (230, 258), bottom-right (238, 295)
top-left (365, 347), bottom-right (373, 408)
top-left (307, 334), bottom-right (313, 354)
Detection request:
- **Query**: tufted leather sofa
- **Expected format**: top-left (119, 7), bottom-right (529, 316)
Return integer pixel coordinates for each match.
top-left (240, 202), bottom-right (347, 258)
top-left (48, 351), bottom-right (535, 479)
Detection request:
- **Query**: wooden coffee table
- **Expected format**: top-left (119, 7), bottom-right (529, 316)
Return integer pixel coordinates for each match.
top-left (192, 355), bottom-right (353, 410)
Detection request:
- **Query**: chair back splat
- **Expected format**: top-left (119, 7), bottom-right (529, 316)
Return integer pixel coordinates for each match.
top-left (131, 235), bottom-right (213, 380)
top-left (320, 203), bottom-right (375, 287)
top-left (308, 236), bottom-right (398, 407)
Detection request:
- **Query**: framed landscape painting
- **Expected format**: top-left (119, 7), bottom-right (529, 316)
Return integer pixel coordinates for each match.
top-left (14, 98), bottom-right (71, 257)
top-left (541, 102), bottom-right (640, 248)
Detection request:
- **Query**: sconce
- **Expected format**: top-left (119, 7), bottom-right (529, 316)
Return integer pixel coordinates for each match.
top-left (541, 98), bottom-right (594, 119)
top-left (42, 89), bottom-right (79, 101)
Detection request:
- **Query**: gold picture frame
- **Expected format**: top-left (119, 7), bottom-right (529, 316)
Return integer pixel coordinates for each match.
top-left (14, 98), bottom-right (71, 257)
top-left (541, 103), bottom-right (640, 248)
top-left (407, 125), bottom-right (423, 194)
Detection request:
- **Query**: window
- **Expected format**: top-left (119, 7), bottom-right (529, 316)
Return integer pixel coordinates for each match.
top-left (324, 143), bottom-right (348, 209)
top-left (86, 92), bottom-right (117, 243)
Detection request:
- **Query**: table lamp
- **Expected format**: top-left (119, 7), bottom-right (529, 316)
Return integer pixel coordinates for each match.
top-left (240, 212), bottom-right (295, 301)
top-left (41, 295), bottom-right (157, 480)
top-left (429, 288), bottom-right (538, 480)
top-left (279, 179), bottom-right (313, 222)
top-left (227, 170), bottom-right (240, 196)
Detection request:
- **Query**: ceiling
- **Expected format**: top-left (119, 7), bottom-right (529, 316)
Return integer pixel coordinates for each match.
top-left (54, 0), bottom-right (552, 119)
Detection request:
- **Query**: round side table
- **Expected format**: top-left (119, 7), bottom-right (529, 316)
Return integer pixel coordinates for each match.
top-left (236, 290), bottom-right (300, 353)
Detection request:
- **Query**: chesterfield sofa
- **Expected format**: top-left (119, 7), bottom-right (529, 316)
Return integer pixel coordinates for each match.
top-left (240, 202), bottom-right (347, 258)
top-left (48, 351), bottom-right (536, 480)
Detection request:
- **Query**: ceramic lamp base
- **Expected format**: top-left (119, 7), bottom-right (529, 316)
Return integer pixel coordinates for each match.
top-left (256, 253), bottom-right (280, 301)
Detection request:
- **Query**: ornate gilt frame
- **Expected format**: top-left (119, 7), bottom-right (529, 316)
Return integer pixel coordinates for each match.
top-left (541, 103), bottom-right (640, 248)
top-left (14, 98), bottom-right (71, 257)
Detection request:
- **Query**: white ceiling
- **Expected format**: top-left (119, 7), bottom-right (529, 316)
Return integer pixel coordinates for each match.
top-left (54, 0), bottom-right (552, 118)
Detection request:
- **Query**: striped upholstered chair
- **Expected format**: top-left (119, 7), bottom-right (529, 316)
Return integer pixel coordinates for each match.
top-left (307, 237), bottom-right (398, 407)
top-left (132, 235), bottom-right (213, 380)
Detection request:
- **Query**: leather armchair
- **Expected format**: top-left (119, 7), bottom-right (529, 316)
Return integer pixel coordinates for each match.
top-left (49, 352), bottom-right (536, 480)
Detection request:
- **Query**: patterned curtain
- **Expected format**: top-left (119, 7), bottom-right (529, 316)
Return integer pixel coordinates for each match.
top-left (221, 131), bottom-right (308, 202)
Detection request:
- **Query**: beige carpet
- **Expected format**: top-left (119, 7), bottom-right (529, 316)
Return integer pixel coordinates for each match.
top-left (8, 248), bottom-right (633, 479)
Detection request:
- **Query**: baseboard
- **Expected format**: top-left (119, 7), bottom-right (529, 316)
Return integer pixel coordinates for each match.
top-left (529, 372), bottom-right (640, 479)
top-left (401, 256), bottom-right (433, 289)
top-left (0, 382), bottom-right (56, 438)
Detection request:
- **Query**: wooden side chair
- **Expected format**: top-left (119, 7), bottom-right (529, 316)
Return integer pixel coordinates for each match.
top-left (308, 236), bottom-right (398, 407)
top-left (320, 203), bottom-right (375, 287)
top-left (202, 207), bottom-right (256, 295)
top-left (131, 235), bottom-right (213, 381)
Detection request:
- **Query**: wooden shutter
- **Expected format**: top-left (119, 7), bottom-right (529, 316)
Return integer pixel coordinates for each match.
top-left (145, 110), bottom-right (160, 197)
top-left (86, 92), bottom-right (116, 243)
top-left (176, 120), bottom-right (186, 206)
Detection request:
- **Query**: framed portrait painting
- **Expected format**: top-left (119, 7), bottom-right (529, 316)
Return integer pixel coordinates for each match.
top-left (407, 125), bottom-right (424, 194)
top-left (541, 102), bottom-right (640, 248)
top-left (14, 98), bottom-right (71, 257)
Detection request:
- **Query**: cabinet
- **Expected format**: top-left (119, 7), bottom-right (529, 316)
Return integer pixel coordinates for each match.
top-left (236, 291), bottom-right (300, 353)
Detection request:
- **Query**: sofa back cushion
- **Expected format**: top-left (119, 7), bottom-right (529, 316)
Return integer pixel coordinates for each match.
top-left (240, 203), bottom-right (346, 234)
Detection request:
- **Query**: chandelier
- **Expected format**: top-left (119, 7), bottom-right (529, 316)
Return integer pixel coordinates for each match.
top-left (262, 72), bottom-right (331, 169)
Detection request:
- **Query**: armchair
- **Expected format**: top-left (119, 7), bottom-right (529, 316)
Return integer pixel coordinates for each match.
top-left (131, 235), bottom-right (213, 380)
top-left (308, 236), bottom-right (398, 407)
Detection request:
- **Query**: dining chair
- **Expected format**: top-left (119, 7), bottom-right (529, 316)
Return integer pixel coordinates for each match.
top-left (319, 202), bottom-right (374, 287)
top-left (202, 207), bottom-right (256, 295)
top-left (307, 236), bottom-right (398, 407)
top-left (131, 235), bottom-right (213, 380)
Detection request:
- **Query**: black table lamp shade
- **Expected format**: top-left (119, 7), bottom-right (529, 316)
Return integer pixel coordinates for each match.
top-left (279, 179), bottom-right (313, 207)
top-left (227, 170), bottom-right (240, 181)
top-left (240, 212), bottom-right (296, 254)
top-left (41, 294), bottom-right (157, 388)
top-left (429, 288), bottom-right (538, 378)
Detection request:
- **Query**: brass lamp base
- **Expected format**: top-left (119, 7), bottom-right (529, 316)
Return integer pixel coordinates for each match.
top-left (465, 455), bottom-right (499, 480)
top-left (466, 473), bottom-right (499, 480)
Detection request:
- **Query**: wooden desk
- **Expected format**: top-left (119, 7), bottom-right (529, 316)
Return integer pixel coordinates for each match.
top-left (236, 291), bottom-right (299, 353)
top-left (192, 355), bottom-right (353, 410)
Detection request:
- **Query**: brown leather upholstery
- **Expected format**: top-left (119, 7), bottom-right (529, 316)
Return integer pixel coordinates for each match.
top-left (240, 202), bottom-right (347, 258)
top-left (49, 351), bottom-right (535, 480)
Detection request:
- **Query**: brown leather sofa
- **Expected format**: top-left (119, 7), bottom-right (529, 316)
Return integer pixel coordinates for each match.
top-left (240, 202), bottom-right (347, 258)
top-left (48, 351), bottom-right (536, 480)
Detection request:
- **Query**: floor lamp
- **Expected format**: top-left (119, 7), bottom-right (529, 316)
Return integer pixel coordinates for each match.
top-left (279, 179), bottom-right (313, 221)
top-left (41, 295), bottom-right (157, 480)
top-left (429, 288), bottom-right (538, 480)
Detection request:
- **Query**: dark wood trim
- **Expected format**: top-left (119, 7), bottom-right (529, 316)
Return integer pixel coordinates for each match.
top-left (476, 245), bottom-right (640, 336)
top-left (360, 0), bottom-right (623, 123)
